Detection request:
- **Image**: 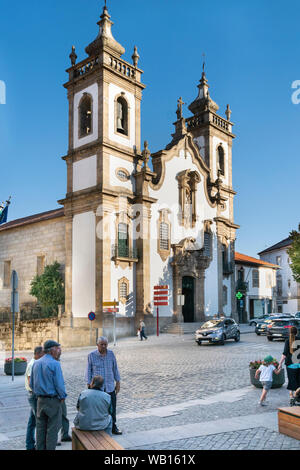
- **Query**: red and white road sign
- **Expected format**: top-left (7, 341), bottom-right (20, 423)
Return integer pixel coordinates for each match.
top-left (153, 285), bottom-right (169, 307)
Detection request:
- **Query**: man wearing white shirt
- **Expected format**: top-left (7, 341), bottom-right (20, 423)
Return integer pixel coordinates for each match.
top-left (25, 346), bottom-right (44, 450)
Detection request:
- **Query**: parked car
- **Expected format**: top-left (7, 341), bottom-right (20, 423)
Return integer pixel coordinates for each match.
top-left (249, 313), bottom-right (293, 327)
top-left (195, 318), bottom-right (240, 346)
top-left (292, 312), bottom-right (300, 319)
top-left (255, 320), bottom-right (270, 335)
top-left (266, 318), bottom-right (300, 341)
top-left (249, 315), bottom-right (270, 327)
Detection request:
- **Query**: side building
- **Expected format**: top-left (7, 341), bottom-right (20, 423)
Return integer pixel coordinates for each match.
top-left (235, 252), bottom-right (278, 323)
top-left (259, 237), bottom-right (300, 314)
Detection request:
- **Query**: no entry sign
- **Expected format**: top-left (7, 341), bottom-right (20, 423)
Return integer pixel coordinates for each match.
top-left (88, 311), bottom-right (96, 321)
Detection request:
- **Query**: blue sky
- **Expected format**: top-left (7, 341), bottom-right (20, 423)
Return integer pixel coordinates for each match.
top-left (0, 0), bottom-right (299, 257)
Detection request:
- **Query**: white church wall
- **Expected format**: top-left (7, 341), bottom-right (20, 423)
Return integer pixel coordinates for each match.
top-left (108, 83), bottom-right (136, 149)
top-left (204, 231), bottom-right (219, 315)
top-left (73, 155), bottom-right (97, 192)
top-left (109, 155), bottom-right (135, 192)
top-left (148, 149), bottom-right (220, 317)
top-left (110, 263), bottom-right (136, 317)
top-left (72, 212), bottom-right (96, 318)
top-left (73, 83), bottom-right (99, 149)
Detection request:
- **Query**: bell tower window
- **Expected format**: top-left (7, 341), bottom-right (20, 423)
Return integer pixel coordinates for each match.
top-left (116, 96), bottom-right (128, 136)
top-left (79, 94), bottom-right (93, 138)
top-left (218, 145), bottom-right (225, 176)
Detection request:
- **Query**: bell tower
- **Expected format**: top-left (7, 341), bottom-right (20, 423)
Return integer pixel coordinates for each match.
top-left (59, 4), bottom-right (146, 330)
top-left (186, 70), bottom-right (239, 318)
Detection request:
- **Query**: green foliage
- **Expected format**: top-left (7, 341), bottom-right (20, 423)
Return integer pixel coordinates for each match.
top-left (287, 226), bottom-right (300, 283)
top-left (30, 261), bottom-right (64, 315)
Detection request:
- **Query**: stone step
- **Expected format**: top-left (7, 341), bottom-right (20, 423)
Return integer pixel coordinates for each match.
top-left (163, 322), bottom-right (203, 335)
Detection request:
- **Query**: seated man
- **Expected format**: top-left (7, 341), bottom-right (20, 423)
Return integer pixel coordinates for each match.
top-left (74, 376), bottom-right (112, 435)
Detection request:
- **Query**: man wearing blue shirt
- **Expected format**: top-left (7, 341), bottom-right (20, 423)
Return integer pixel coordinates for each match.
top-left (30, 340), bottom-right (67, 450)
top-left (86, 336), bottom-right (122, 435)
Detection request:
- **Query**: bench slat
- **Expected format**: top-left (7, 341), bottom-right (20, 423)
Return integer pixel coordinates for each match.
top-left (279, 423), bottom-right (300, 441)
top-left (84, 431), bottom-right (108, 450)
top-left (72, 428), bottom-right (124, 451)
top-left (73, 430), bottom-right (96, 451)
top-left (93, 431), bottom-right (124, 450)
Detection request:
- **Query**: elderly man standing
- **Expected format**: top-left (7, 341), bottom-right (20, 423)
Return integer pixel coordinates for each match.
top-left (30, 340), bottom-right (67, 450)
top-left (85, 337), bottom-right (122, 435)
top-left (25, 346), bottom-right (44, 450)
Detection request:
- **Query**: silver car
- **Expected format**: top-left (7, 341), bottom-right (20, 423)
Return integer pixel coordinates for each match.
top-left (195, 318), bottom-right (240, 346)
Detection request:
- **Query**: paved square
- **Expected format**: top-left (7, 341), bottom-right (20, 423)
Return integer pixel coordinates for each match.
top-left (0, 329), bottom-right (299, 450)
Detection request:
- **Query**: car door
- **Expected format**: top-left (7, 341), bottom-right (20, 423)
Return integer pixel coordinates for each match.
top-left (224, 319), bottom-right (234, 338)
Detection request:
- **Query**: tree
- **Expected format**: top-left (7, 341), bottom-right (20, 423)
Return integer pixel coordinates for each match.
top-left (30, 261), bottom-right (65, 315)
top-left (287, 225), bottom-right (300, 283)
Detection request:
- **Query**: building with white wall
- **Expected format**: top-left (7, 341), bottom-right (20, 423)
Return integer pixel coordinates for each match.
top-left (259, 237), bottom-right (300, 314)
top-left (235, 252), bottom-right (278, 323)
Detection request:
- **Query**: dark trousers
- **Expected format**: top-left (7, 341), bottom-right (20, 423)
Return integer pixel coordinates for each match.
top-left (59, 401), bottom-right (70, 439)
top-left (26, 393), bottom-right (37, 450)
top-left (108, 391), bottom-right (117, 429)
top-left (140, 327), bottom-right (147, 340)
top-left (36, 397), bottom-right (62, 450)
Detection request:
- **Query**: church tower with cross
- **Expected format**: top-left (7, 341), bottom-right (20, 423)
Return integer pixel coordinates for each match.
top-left (59, 3), bottom-right (147, 333)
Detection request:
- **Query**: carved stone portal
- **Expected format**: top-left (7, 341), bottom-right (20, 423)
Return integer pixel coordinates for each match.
top-left (171, 238), bottom-right (210, 323)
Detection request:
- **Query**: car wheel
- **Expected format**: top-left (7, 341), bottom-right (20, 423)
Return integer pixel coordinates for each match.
top-left (267, 336), bottom-right (273, 341)
top-left (220, 334), bottom-right (225, 345)
top-left (197, 340), bottom-right (201, 346)
top-left (256, 332), bottom-right (261, 336)
top-left (235, 331), bottom-right (240, 342)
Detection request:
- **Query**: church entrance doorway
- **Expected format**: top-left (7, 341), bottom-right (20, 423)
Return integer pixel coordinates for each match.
top-left (182, 276), bottom-right (195, 322)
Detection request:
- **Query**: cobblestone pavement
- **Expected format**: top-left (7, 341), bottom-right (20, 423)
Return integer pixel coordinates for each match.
top-left (132, 428), bottom-right (300, 451)
top-left (0, 331), bottom-right (299, 450)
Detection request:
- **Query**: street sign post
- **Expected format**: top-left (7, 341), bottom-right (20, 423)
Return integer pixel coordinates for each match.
top-left (102, 300), bottom-right (119, 346)
top-left (10, 271), bottom-right (19, 382)
top-left (153, 285), bottom-right (169, 336)
top-left (88, 311), bottom-right (96, 344)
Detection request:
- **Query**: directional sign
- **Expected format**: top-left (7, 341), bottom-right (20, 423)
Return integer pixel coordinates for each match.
top-left (103, 301), bottom-right (119, 307)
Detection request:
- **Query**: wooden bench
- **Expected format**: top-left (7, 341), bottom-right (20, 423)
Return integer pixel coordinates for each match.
top-left (72, 428), bottom-right (124, 451)
top-left (278, 407), bottom-right (300, 441)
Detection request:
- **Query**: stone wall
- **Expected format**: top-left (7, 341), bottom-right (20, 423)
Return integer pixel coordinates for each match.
top-left (0, 315), bottom-right (174, 352)
top-left (0, 216), bottom-right (65, 310)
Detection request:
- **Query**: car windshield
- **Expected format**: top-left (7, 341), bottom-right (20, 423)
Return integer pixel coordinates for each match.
top-left (201, 320), bottom-right (223, 329)
top-left (271, 320), bottom-right (297, 327)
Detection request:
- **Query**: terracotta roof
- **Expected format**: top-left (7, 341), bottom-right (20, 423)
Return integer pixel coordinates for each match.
top-left (258, 237), bottom-right (292, 255)
top-left (0, 208), bottom-right (64, 232)
top-left (235, 252), bottom-right (279, 269)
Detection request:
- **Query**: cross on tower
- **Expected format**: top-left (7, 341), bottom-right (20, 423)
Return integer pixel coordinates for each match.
top-left (176, 97), bottom-right (185, 120)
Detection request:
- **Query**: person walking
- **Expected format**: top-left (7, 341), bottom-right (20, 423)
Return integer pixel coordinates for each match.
top-left (255, 355), bottom-right (282, 406)
top-left (85, 337), bottom-right (122, 435)
top-left (25, 346), bottom-right (44, 450)
top-left (30, 340), bottom-right (67, 450)
top-left (278, 326), bottom-right (300, 403)
top-left (74, 375), bottom-right (113, 435)
top-left (139, 320), bottom-right (147, 341)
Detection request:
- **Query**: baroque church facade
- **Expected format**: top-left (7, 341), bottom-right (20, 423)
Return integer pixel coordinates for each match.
top-left (0, 5), bottom-right (239, 339)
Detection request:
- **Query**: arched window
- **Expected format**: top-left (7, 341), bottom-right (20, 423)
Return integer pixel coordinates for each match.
top-left (79, 94), bottom-right (92, 138)
top-left (218, 146), bottom-right (225, 176)
top-left (159, 222), bottom-right (169, 251)
top-left (118, 277), bottom-right (129, 304)
top-left (116, 96), bottom-right (128, 136)
top-left (118, 223), bottom-right (129, 257)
